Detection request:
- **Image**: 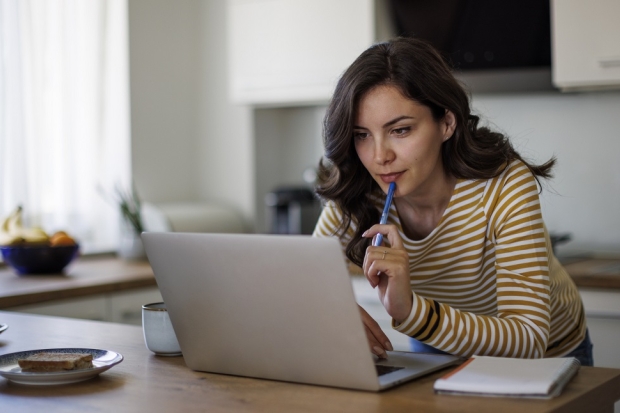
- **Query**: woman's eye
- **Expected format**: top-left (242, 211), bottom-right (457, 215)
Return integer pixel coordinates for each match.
top-left (393, 127), bottom-right (410, 136)
top-left (353, 131), bottom-right (369, 140)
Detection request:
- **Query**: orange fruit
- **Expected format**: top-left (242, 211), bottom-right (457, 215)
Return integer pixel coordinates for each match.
top-left (50, 231), bottom-right (76, 246)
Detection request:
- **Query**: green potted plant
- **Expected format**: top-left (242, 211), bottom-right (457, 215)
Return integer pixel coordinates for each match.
top-left (100, 184), bottom-right (146, 260)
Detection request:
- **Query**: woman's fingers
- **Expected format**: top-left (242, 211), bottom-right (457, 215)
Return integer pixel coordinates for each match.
top-left (363, 224), bottom-right (404, 250)
top-left (361, 225), bottom-right (413, 321)
top-left (358, 305), bottom-right (393, 358)
top-left (363, 245), bottom-right (407, 288)
top-left (364, 248), bottom-right (392, 287)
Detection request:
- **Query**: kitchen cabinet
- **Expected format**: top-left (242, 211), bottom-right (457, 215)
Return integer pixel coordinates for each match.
top-left (227, 0), bottom-right (390, 106)
top-left (551, 0), bottom-right (620, 91)
top-left (0, 256), bottom-right (162, 325)
top-left (108, 287), bottom-right (163, 325)
top-left (7, 287), bottom-right (163, 326)
top-left (579, 288), bottom-right (620, 368)
top-left (9, 295), bottom-right (109, 322)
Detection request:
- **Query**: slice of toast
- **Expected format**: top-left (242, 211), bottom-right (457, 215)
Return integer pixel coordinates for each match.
top-left (18, 352), bottom-right (93, 372)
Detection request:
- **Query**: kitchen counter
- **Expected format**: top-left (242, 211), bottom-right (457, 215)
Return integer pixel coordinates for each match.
top-left (562, 258), bottom-right (620, 290)
top-left (0, 255), bottom-right (155, 309)
top-left (351, 258), bottom-right (620, 290)
top-left (0, 256), bottom-right (619, 311)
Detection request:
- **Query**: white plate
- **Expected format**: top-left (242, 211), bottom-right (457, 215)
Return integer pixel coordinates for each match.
top-left (0, 348), bottom-right (123, 385)
top-left (0, 324), bottom-right (7, 334)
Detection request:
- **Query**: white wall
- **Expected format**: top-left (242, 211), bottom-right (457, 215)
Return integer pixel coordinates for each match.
top-left (471, 91), bottom-right (620, 255)
top-left (128, 0), bottom-right (254, 227)
top-left (128, 0), bottom-right (201, 202)
top-left (127, 0), bottom-right (620, 254)
top-left (197, 0), bottom-right (254, 225)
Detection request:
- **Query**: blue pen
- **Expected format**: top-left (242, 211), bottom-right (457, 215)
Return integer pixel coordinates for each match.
top-left (372, 182), bottom-right (396, 247)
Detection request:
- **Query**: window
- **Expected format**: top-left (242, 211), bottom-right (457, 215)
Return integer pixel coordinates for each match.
top-left (0, 0), bottom-right (130, 252)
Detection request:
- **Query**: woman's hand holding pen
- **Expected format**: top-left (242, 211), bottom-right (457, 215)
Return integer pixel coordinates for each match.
top-left (362, 224), bottom-right (413, 325)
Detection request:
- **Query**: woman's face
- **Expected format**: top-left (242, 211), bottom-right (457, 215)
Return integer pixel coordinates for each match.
top-left (353, 85), bottom-right (455, 199)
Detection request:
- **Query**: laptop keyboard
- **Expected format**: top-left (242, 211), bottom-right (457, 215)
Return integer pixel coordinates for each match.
top-left (375, 365), bottom-right (404, 376)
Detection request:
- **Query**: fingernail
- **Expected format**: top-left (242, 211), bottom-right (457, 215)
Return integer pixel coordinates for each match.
top-left (362, 230), bottom-right (368, 237)
top-left (373, 346), bottom-right (386, 357)
top-left (385, 341), bottom-right (393, 351)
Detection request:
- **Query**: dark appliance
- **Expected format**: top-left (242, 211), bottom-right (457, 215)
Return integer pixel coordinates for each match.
top-left (389, 0), bottom-right (552, 71)
top-left (265, 187), bottom-right (319, 234)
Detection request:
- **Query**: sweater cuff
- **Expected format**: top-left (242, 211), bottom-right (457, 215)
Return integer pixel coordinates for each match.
top-left (392, 292), bottom-right (430, 336)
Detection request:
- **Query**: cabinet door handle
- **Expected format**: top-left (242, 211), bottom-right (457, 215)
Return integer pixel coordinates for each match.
top-left (599, 57), bottom-right (620, 68)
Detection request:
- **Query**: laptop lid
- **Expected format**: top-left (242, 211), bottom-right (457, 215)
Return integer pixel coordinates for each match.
top-left (143, 232), bottom-right (458, 391)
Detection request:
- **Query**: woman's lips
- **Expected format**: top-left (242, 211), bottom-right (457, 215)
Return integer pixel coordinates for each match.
top-left (379, 172), bottom-right (403, 183)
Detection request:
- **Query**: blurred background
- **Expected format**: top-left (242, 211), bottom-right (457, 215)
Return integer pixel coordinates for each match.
top-left (1, 0), bottom-right (619, 257)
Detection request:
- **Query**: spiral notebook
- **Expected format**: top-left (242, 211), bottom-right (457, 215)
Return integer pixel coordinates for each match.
top-left (434, 356), bottom-right (581, 399)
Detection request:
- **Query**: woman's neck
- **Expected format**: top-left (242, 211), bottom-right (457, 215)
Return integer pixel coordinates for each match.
top-left (393, 171), bottom-right (457, 241)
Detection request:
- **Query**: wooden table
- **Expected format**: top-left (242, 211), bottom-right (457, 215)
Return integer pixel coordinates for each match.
top-left (0, 256), bottom-right (155, 308)
top-left (1, 311), bottom-right (619, 413)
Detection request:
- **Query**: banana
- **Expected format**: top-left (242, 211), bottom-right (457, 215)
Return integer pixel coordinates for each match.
top-left (0, 206), bottom-right (50, 246)
top-left (0, 207), bottom-right (23, 246)
top-left (0, 232), bottom-right (21, 246)
top-left (19, 226), bottom-right (50, 244)
top-left (7, 208), bottom-right (21, 237)
top-left (1, 206), bottom-right (20, 233)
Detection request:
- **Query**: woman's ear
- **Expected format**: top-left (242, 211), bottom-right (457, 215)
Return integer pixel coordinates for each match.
top-left (442, 110), bottom-right (457, 142)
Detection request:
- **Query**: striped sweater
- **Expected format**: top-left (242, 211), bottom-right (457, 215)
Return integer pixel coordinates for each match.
top-left (313, 160), bottom-right (585, 358)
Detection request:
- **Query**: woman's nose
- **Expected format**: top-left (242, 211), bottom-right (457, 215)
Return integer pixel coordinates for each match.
top-left (374, 139), bottom-right (393, 165)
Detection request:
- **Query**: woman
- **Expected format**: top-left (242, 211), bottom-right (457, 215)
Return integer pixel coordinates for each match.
top-left (313, 38), bottom-right (592, 365)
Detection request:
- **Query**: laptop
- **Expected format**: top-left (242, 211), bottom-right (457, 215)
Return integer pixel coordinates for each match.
top-left (142, 232), bottom-right (460, 391)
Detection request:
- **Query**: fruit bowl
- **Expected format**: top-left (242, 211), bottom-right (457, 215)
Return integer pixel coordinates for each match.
top-left (0, 244), bottom-right (80, 275)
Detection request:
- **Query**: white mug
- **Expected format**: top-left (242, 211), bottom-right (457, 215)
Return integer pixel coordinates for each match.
top-left (142, 302), bottom-right (182, 356)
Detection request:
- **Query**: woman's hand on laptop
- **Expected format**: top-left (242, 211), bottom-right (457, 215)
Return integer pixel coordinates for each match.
top-left (359, 305), bottom-right (393, 359)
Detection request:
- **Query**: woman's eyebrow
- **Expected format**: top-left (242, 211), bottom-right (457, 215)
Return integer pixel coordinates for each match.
top-left (383, 115), bottom-right (414, 128)
top-left (354, 115), bottom-right (415, 130)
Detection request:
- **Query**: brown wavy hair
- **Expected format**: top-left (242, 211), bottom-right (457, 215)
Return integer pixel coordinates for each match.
top-left (315, 37), bottom-right (555, 267)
